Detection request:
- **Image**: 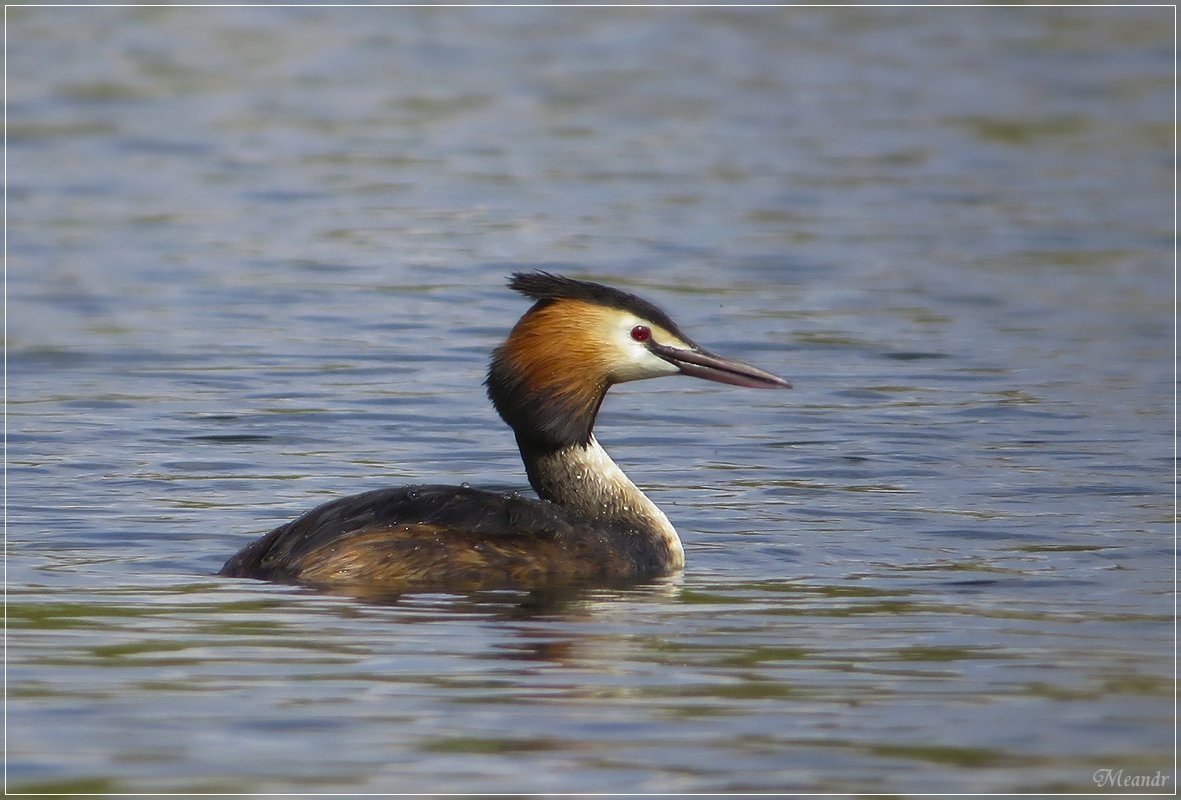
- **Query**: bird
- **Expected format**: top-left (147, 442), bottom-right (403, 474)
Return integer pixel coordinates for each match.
top-left (219, 271), bottom-right (790, 594)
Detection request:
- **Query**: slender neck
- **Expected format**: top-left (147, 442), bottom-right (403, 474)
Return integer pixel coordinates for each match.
top-left (517, 434), bottom-right (684, 570)
top-left (486, 323), bottom-right (683, 571)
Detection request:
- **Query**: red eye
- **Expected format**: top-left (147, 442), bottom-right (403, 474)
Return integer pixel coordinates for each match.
top-left (630, 325), bottom-right (651, 342)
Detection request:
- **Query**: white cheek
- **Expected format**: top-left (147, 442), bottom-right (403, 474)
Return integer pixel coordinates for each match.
top-left (610, 337), bottom-right (680, 382)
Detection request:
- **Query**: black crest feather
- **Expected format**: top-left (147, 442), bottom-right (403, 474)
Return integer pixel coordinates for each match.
top-left (508, 271), bottom-right (688, 340)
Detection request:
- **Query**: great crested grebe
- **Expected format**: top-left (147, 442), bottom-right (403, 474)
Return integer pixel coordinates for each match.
top-left (220, 272), bottom-right (790, 593)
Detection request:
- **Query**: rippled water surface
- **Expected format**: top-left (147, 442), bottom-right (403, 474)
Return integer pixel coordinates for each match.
top-left (7, 6), bottom-right (1173, 794)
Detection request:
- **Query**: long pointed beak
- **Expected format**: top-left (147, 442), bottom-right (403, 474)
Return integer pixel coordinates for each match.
top-left (651, 342), bottom-right (791, 389)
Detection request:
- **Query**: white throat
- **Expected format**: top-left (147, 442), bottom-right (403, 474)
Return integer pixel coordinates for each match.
top-left (530, 436), bottom-right (684, 570)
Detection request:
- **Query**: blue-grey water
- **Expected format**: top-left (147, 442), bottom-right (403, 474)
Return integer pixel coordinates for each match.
top-left (6, 6), bottom-right (1173, 795)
